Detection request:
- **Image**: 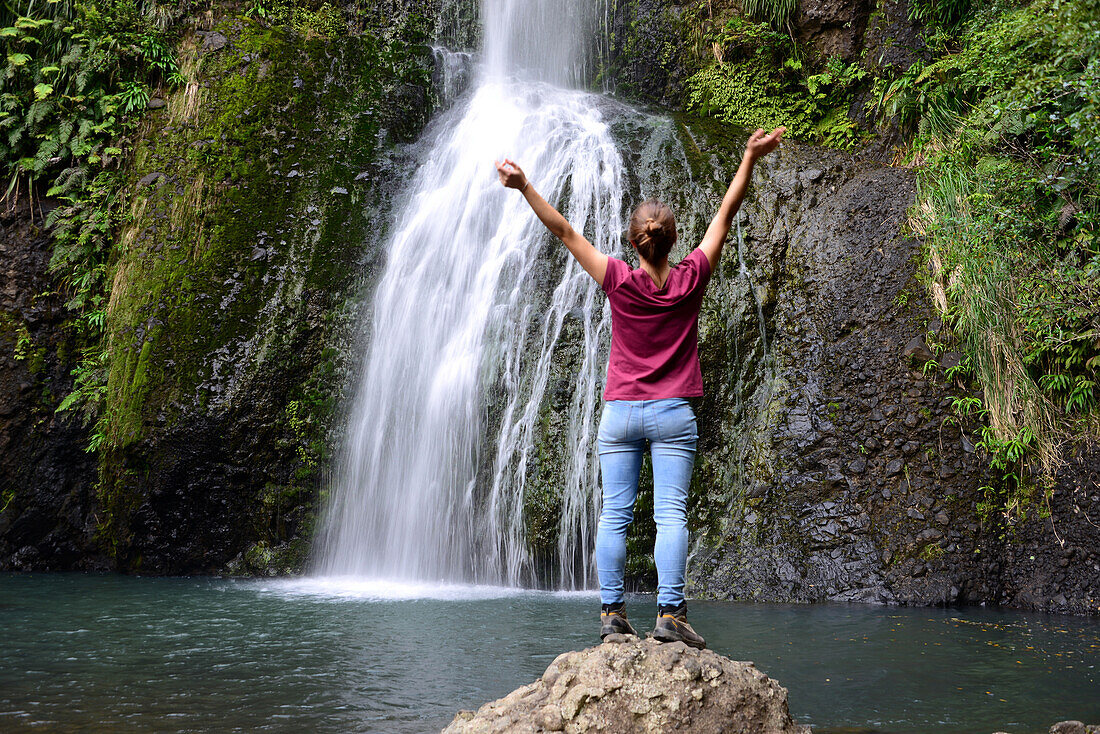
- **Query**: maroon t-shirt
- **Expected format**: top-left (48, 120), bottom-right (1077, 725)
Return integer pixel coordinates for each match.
top-left (600, 248), bottom-right (712, 400)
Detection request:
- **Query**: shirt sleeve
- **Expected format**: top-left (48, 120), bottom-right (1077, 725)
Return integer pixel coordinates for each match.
top-left (601, 256), bottom-right (630, 295)
top-left (686, 248), bottom-right (713, 291)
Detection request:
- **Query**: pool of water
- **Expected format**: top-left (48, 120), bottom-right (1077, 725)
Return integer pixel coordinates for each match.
top-left (1, 574), bottom-right (1097, 733)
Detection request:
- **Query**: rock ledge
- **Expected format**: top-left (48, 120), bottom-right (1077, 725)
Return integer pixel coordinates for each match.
top-left (443, 637), bottom-right (811, 733)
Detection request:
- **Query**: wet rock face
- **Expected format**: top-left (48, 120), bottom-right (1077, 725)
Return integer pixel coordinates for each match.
top-left (0, 201), bottom-right (103, 571)
top-left (682, 138), bottom-right (982, 606)
top-left (861, 0), bottom-right (928, 71)
top-left (443, 638), bottom-right (810, 734)
top-left (671, 126), bottom-right (1100, 615)
top-left (793, 0), bottom-right (872, 61)
top-left (1044, 721), bottom-right (1100, 734)
top-left (602, 0), bottom-right (691, 106)
top-left (994, 447), bottom-right (1100, 615)
top-left (92, 20), bottom-right (438, 573)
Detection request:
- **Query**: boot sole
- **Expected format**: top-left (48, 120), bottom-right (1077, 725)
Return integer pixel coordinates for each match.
top-left (651, 629), bottom-right (706, 649)
top-left (601, 625), bottom-right (639, 638)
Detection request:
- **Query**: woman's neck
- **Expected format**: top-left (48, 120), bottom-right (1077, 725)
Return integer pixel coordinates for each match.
top-left (639, 257), bottom-right (671, 289)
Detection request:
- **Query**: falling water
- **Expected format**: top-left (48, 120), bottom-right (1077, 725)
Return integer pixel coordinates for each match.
top-left (313, 0), bottom-right (625, 587)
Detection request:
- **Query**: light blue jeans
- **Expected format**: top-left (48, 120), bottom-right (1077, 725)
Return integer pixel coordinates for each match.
top-left (595, 398), bottom-right (697, 607)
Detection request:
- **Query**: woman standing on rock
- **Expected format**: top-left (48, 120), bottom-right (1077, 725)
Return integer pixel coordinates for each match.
top-left (496, 125), bottom-right (785, 649)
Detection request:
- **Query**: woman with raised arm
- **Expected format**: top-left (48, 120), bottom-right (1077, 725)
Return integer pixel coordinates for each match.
top-left (495, 126), bottom-right (785, 649)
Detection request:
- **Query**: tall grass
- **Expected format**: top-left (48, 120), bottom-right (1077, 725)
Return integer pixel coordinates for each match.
top-left (740, 0), bottom-right (797, 32)
top-left (913, 163), bottom-right (1070, 487)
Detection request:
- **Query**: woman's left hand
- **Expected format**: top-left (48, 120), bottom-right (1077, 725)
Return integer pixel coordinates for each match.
top-left (745, 126), bottom-right (786, 160)
top-left (495, 158), bottom-right (528, 191)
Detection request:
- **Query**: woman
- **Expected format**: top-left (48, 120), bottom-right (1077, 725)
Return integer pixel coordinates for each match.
top-left (496, 125), bottom-right (785, 649)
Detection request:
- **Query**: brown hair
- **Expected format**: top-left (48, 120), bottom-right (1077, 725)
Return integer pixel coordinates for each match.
top-left (629, 199), bottom-right (677, 264)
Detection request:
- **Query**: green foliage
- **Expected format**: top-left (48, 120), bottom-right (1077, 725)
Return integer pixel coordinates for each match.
top-left (872, 56), bottom-right (967, 138)
top-left (944, 354), bottom-right (972, 382)
top-left (2, 0), bottom-right (186, 452)
top-left (246, 0), bottom-right (347, 38)
top-left (685, 18), bottom-right (869, 147)
top-left (900, 0), bottom-right (1100, 510)
top-left (46, 169), bottom-right (123, 332)
top-left (909, 0), bottom-right (972, 30)
top-left (975, 423), bottom-right (1041, 528)
top-left (55, 346), bottom-right (109, 452)
top-left (740, 0), bottom-right (798, 32)
top-left (918, 542), bottom-right (944, 561)
top-left (1, 0), bottom-right (184, 189)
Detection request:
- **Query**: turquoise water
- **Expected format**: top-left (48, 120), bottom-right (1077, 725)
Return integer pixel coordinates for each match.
top-left (1, 574), bottom-right (1098, 733)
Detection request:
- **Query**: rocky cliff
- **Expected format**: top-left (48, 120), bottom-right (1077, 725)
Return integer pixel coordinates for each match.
top-left (1, 0), bottom-right (1096, 615)
top-left (0, 201), bottom-right (102, 570)
top-left (1, 2), bottom-right (444, 573)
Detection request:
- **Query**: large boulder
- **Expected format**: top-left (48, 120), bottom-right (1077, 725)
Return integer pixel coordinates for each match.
top-left (443, 638), bottom-right (811, 733)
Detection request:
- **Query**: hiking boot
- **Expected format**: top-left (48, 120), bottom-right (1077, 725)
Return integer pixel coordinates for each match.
top-left (652, 602), bottom-right (706, 649)
top-left (600, 602), bottom-right (639, 639)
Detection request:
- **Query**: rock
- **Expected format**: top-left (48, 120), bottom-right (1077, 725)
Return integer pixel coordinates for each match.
top-left (903, 335), bottom-right (934, 364)
top-left (200, 31), bottom-right (228, 51)
top-left (147, 97), bottom-right (167, 110)
top-left (137, 171), bottom-right (165, 188)
top-left (800, 168), bottom-right (824, 183)
top-left (442, 638), bottom-right (810, 734)
top-left (885, 458), bottom-right (904, 476)
top-left (1050, 722), bottom-right (1087, 734)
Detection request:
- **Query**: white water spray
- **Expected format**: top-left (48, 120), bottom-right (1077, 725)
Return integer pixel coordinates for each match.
top-left (313, 0), bottom-right (625, 587)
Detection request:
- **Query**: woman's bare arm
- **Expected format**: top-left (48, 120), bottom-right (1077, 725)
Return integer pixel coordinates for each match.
top-left (495, 158), bottom-right (609, 286)
top-left (698, 127), bottom-right (785, 270)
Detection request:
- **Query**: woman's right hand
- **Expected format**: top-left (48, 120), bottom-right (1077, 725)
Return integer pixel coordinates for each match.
top-left (494, 158), bottom-right (529, 191)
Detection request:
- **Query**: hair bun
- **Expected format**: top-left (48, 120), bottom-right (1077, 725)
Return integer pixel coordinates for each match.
top-left (629, 199), bottom-right (677, 264)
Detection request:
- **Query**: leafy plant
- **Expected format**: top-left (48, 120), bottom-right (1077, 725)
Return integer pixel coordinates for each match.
top-left (1, 0), bottom-right (185, 194)
top-left (2, 0), bottom-right (187, 452)
top-left (686, 20), bottom-right (869, 146)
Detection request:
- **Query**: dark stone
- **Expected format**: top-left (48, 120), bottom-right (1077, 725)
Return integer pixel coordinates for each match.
top-left (138, 171), bottom-right (165, 188)
top-left (148, 97), bottom-right (167, 110)
top-left (793, 0), bottom-right (871, 61)
top-left (1050, 722), bottom-right (1087, 734)
top-left (862, 0), bottom-right (928, 72)
top-left (201, 31), bottom-right (228, 51)
top-left (903, 335), bottom-right (934, 364)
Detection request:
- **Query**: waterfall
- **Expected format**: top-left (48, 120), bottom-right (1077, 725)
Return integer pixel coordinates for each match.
top-left (313, 0), bottom-right (625, 588)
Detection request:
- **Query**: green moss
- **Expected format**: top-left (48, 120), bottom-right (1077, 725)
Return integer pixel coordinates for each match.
top-left (918, 543), bottom-right (945, 561)
top-left (624, 455), bottom-right (658, 589)
top-left (94, 8), bottom-right (437, 561)
top-left (523, 398), bottom-right (567, 560)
